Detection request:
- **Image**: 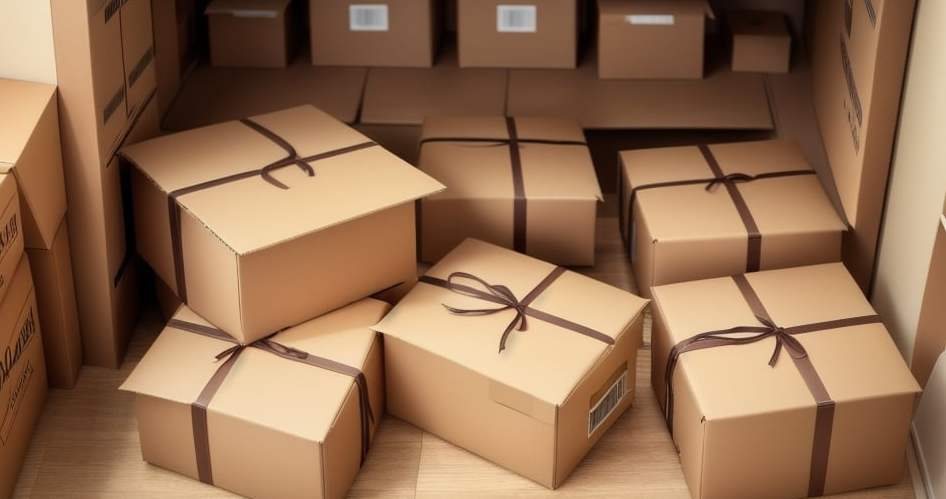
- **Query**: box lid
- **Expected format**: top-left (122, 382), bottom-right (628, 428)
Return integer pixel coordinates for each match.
top-left (374, 238), bottom-right (649, 406)
top-left (120, 104), bottom-right (445, 254)
top-left (119, 298), bottom-right (389, 440)
top-left (204, 0), bottom-right (291, 17)
top-left (597, 0), bottom-right (714, 19)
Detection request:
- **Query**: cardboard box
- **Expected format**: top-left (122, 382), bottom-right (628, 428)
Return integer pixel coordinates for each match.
top-left (810, 0), bottom-right (917, 292)
top-left (417, 116), bottom-right (603, 266)
top-left (120, 298), bottom-right (388, 499)
top-left (650, 262), bottom-right (921, 499)
top-left (726, 10), bottom-right (792, 73)
top-left (0, 255), bottom-right (48, 499)
top-left (618, 139), bottom-right (846, 298)
top-left (456, 0), bottom-right (578, 68)
top-left (0, 174), bottom-right (24, 308)
top-left (151, 0), bottom-right (198, 115)
top-left (121, 104), bottom-right (444, 344)
top-left (0, 78), bottom-right (68, 251)
top-left (309, 0), bottom-right (441, 67)
top-left (205, 0), bottom-right (298, 68)
top-left (374, 238), bottom-right (650, 488)
top-left (596, 0), bottom-right (714, 79)
top-left (26, 218), bottom-right (82, 389)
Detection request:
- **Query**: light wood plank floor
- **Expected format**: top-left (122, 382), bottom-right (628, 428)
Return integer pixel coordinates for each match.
top-left (11, 201), bottom-right (920, 499)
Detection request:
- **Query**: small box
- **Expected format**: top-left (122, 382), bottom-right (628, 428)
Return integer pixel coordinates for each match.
top-left (120, 298), bottom-right (388, 499)
top-left (618, 139), bottom-right (847, 298)
top-left (650, 262), bottom-right (921, 499)
top-left (726, 10), bottom-right (792, 73)
top-left (596, 0), bottom-right (714, 79)
top-left (309, 0), bottom-right (441, 67)
top-left (205, 0), bottom-right (299, 68)
top-left (0, 255), bottom-right (47, 499)
top-left (374, 238), bottom-right (650, 488)
top-left (456, 0), bottom-right (579, 68)
top-left (417, 116), bottom-right (602, 265)
top-left (120, 104), bottom-right (444, 345)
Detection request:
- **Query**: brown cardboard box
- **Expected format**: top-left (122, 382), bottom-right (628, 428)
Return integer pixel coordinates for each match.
top-left (596, 0), bottom-right (714, 79)
top-left (810, 0), bottom-right (917, 292)
top-left (309, 0), bottom-right (441, 67)
top-left (0, 174), bottom-right (23, 309)
top-left (0, 79), bottom-right (68, 251)
top-left (726, 10), bottom-right (792, 73)
top-left (456, 0), bottom-right (578, 68)
top-left (121, 104), bottom-right (444, 345)
top-left (205, 0), bottom-right (298, 68)
top-left (120, 298), bottom-right (388, 499)
top-left (417, 116), bottom-right (603, 266)
top-left (26, 218), bottom-right (82, 389)
top-left (151, 0), bottom-right (198, 115)
top-left (618, 139), bottom-right (846, 298)
top-left (650, 262), bottom-right (921, 499)
top-left (374, 238), bottom-right (650, 488)
top-left (0, 255), bottom-right (47, 499)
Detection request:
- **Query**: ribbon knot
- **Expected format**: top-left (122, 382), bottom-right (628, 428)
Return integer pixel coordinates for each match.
top-left (705, 172), bottom-right (755, 192)
top-left (756, 316), bottom-right (808, 366)
top-left (440, 271), bottom-right (528, 353)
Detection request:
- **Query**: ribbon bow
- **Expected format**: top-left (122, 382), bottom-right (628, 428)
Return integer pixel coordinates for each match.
top-left (440, 271), bottom-right (528, 353)
top-left (704, 172), bottom-right (756, 192)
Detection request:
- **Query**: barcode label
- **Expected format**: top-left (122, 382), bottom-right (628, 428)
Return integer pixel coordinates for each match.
top-left (626, 14), bottom-right (675, 25)
top-left (497, 5), bottom-right (537, 33)
top-left (350, 4), bottom-right (389, 31)
top-left (588, 369), bottom-right (628, 436)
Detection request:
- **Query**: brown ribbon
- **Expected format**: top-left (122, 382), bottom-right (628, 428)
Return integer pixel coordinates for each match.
top-left (662, 274), bottom-right (882, 497)
top-left (419, 267), bottom-right (614, 353)
top-left (418, 118), bottom-right (587, 255)
top-left (167, 118), bottom-right (377, 301)
top-left (167, 318), bottom-right (376, 485)
top-left (618, 144), bottom-right (816, 272)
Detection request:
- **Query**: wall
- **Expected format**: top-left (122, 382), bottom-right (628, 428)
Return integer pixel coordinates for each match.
top-left (0, 0), bottom-right (57, 84)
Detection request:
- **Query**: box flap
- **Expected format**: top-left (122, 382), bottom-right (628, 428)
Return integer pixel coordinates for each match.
top-left (0, 79), bottom-right (57, 170)
top-left (119, 298), bottom-right (389, 440)
top-left (204, 0), bottom-right (291, 17)
top-left (374, 238), bottom-right (649, 405)
top-left (120, 104), bottom-right (445, 254)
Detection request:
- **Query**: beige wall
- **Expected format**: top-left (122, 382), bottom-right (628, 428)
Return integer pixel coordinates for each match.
top-left (0, 0), bottom-right (57, 84)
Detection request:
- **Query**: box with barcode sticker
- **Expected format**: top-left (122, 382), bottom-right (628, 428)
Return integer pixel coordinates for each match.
top-left (457, 0), bottom-right (579, 68)
top-left (309, 0), bottom-right (441, 67)
top-left (205, 0), bottom-right (299, 68)
top-left (374, 238), bottom-right (650, 489)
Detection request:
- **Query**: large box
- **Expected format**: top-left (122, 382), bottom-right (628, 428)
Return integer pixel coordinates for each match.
top-left (205, 0), bottom-right (298, 68)
top-left (0, 174), bottom-right (24, 307)
top-left (649, 262), bottom-right (921, 499)
top-left (374, 238), bottom-right (650, 488)
top-left (0, 255), bottom-right (47, 499)
top-left (309, 0), bottom-right (441, 67)
top-left (618, 139), bottom-right (846, 298)
top-left (456, 0), bottom-right (578, 68)
top-left (417, 115), bottom-right (603, 266)
top-left (0, 78), bottom-right (68, 251)
top-left (120, 298), bottom-right (388, 499)
top-left (596, 0), bottom-right (713, 79)
top-left (725, 10), bottom-right (792, 74)
top-left (120, 104), bottom-right (444, 344)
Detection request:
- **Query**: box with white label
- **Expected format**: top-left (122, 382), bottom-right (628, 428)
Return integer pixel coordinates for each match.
top-left (309, 0), bottom-right (441, 67)
top-left (457, 0), bottom-right (578, 68)
top-left (205, 0), bottom-right (299, 68)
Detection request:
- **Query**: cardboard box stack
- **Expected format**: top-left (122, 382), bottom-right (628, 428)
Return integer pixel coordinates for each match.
top-left (0, 78), bottom-right (82, 389)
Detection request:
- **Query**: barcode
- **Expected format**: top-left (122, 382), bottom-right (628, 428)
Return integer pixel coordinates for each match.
top-left (350, 4), bottom-right (389, 31)
top-left (588, 370), bottom-right (628, 436)
top-left (497, 5), bottom-right (537, 33)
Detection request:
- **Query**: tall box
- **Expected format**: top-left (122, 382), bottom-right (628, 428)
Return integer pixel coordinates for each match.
top-left (120, 298), bottom-right (388, 499)
top-left (596, 0), bottom-right (714, 79)
top-left (205, 0), bottom-right (299, 68)
top-left (375, 238), bottom-right (650, 488)
top-left (120, 104), bottom-right (444, 344)
top-left (309, 0), bottom-right (441, 67)
top-left (456, 0), bottom-right (578, 68)
top-left (650, 263), bottom-right (921, 499)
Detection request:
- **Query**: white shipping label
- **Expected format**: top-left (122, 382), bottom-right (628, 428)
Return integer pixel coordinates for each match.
top-left (625, 14), bottom-right (675, 25)
top-left (350, 4), bottom-right (389, 31)
top-left (497, 5), bottom-right (537, 33)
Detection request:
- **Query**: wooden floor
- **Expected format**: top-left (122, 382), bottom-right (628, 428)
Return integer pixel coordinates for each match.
top-left (10, 198), bottom-right (921, 499)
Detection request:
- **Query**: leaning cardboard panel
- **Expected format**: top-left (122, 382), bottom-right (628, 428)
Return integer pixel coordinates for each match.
top-left (618, 139), bottom-right (846, 298)
top-left (0, 256), bottom-right (48, 499)
top-left (121, 104), bottom-right (445, 344)
top-left (650, 262), bottom-right (921, 499)
top-left (0, 78), bottom-right (68, 250)
top-left (810, 0), bottom-right (917, 292)
top-left (120, 298), bottom-right (387, 499)
top-left (374, 238), bottom-right (649, 488)
top-left (417, 116), bottom-right (603, 266)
